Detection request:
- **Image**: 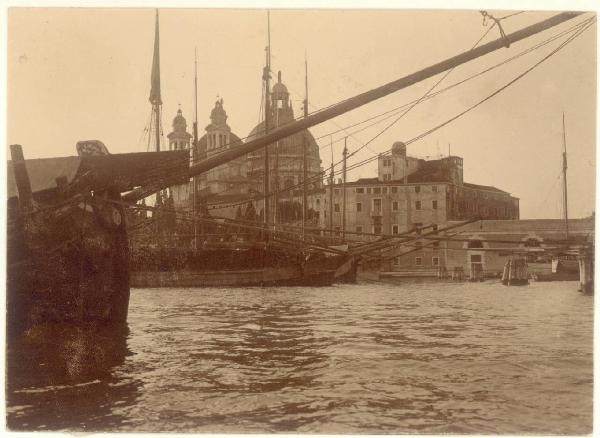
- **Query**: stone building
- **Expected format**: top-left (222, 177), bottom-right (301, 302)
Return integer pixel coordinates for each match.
top-left (314, 141), bottom-right (519, 239)
top-left (194, 98), bottom-right (252, 197)
top-left (166, 108), bottom-right (193, 210)
top-left (383, 217), bottom-right (594, 278)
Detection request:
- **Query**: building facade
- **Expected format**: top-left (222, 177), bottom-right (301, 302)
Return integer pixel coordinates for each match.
top-left (314, 141), bottom-right (519, 239)
top-left (384, 217), bottom-right (593, 277)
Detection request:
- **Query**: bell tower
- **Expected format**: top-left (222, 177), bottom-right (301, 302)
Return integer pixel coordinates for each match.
top-left (205, 98), bottom-right (231, 155)
top-left (167, 106), bottom-right (192, 151)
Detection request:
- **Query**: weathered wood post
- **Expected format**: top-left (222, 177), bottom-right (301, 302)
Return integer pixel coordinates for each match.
top-left (578, 246), bottom-right (594, 294)
top-left (10, 144), bottom-right (33, 212)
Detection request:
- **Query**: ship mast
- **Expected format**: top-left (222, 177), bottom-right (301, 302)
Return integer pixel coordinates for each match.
top-left (192, 48), bottom-right (199, 249)
top-left (149, 9), bottom-right (163, 153)
top-left (562, 112), bottom-right (569, 241)
top-left (302, 54), bottom-right (308, 240)
top-left (263, 11), bottom-right (272, 234)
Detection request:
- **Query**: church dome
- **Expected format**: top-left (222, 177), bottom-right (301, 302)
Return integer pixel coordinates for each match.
top-left (172, 108), bottom-right (187, 132)
top-left (272, 71), bottom-right (289, 95)
top-left (392, 141), bottom-right (407, 156)
top-left (210, 98), bottom-right (228, 125)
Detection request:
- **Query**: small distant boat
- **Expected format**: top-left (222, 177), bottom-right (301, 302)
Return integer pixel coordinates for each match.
top-left (502, 257), bottom-right (529, 286)
top-left (531, 255), bottom-right (579, 282)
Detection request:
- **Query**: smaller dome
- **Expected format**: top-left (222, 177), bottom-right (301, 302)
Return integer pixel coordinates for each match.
top-left (210, 98), bottom-right (227, 122)
top-left (172, 108), bottom-right (187, 132)
top-left (392, 141), bottom-right (406, 156)
top-left (272, 71), bottom-right (288, 95)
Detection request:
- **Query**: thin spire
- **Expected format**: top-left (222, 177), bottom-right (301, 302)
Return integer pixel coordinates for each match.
top-left (149, 9), bottom-right (162, 106)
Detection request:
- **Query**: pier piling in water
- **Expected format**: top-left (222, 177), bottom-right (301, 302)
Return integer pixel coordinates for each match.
top-left (578, 248), bottom-right (594, 294)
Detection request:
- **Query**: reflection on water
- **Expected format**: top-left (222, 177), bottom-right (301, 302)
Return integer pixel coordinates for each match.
top-left (6, 280), bottom-right (593, 434)
top-left (6, 323), bottom-right (141, 431)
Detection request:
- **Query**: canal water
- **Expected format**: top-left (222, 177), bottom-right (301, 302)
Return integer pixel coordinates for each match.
top-left (6, 280), bottom-right (593, 434)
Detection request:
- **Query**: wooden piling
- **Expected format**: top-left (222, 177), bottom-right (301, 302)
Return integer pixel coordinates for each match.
top-left (578, 248), bottom-right (594, 294)
top-left (10, 144), bottom-right (33, 212)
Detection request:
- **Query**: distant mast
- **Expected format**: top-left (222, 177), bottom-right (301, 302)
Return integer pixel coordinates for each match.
top-left (302, 54), bottom-right (308, 240)
top-left (149, 9), bottom-right (163, 152)
top-left (562, 113), bottom-right (569, 241)
top-left (262, 11), bottom-right (272, 232)
top-left (192, 48), bottom-right (199, 249)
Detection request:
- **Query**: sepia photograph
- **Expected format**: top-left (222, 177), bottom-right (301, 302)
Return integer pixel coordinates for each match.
top-left (4, 2), bottom-right (597, 434)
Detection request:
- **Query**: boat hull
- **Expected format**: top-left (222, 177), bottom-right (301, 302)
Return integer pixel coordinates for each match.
top-left (7, 194), bottom-right (130, 338)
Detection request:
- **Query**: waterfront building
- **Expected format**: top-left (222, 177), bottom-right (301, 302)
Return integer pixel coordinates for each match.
top-left (381, 217), bottom-right (594, 279)
top-left (316, 141), bottom-right (519, 236)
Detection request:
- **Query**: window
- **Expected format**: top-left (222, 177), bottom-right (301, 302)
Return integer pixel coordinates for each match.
top-left (356, 202), bottom-right (362, 212)
top-left (392, 225), bottom-right (399, 235)
top-left (383, 174), bottom-right (391, 181)
top-left (468, 240), bottom-right (484, 249)
top-left (415, 186), bottom-right (421, 193)
top-left (356, 188), bottom-right (364, 194)
top-left (415, 257), bottom-right (422, 266)
top-left (334, 189), bottom-right (340, 195)
top-left (524, 238), bottom-right (541, 247)
top-left (432, 257), bottom-right (440, 266)
top-left (392, 201), bottom-right (399, 211)
top-left (367, 188), bottom-right (372, 194)
top-left (383, 158), bottom-right (391, 167)
top-left (316, 198), bottom-right (320, 207)
top-left (432, 200), bottom-right (438, 210)
top-left (432, 185), bottom-right (438, 193)
top-left (392, 186), bottom-right (398, 194)
top-left (432, 224), bottom-right (438, 231)
top-left (372, 198), bottom-right (382, 213)
top-left (334, 204), bottom-right (340, 212)
top-left (415, 200), bottom-right (422, 210)
top-left (382, 187), bottom-right (388, 194)
top-left (374, 225), bottom-right (382, 235)
top-left (373, 187), bottom-right (381, 194)
top-left (394, 256), bottom-right (400, 266)
top-left (356, 226), bottom-right (363, 233)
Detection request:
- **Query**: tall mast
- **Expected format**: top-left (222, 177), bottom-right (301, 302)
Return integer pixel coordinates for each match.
top-left (149, 9), bottom-right (163, 152)
top-left (192, 48), bottom-right (199, 249)
top-left (262, 11), bottom-right (272, 232)
top-left (329, 137), bottom-right (334, 235)
top-left (562, 112), bottom-right (569, 241)
top-left (302, 54), bottom-right (308, 240)
top-left (342, 137), bottom-right (348, 242)
top-left (274, 82), bottom-right (279, 226)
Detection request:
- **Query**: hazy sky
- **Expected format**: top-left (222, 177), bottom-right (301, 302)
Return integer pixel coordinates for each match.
top-left (7, 7), bottom-right (596, 219)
